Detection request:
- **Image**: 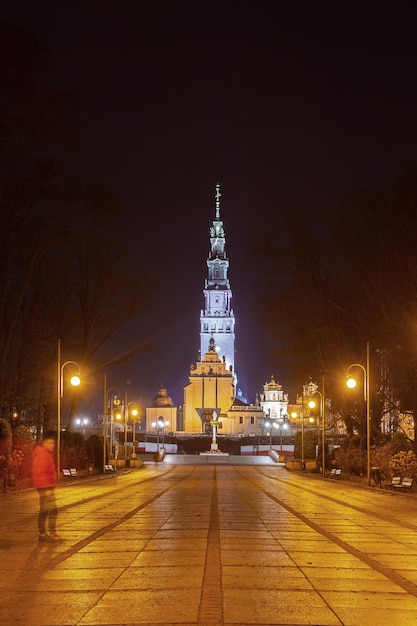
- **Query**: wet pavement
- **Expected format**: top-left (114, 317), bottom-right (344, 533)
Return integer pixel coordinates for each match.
top-left (2, 456), bottom-right (417, 625)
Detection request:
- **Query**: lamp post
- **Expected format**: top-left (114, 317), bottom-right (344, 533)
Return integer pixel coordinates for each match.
top-left (308, 387), bottom-right (325, 477)
top-left (57, 339), bottom-right (81, 481)
top-left (152, 416), bottom-right (167, 457)
top-left (301, 406), bottom-right (305, 469)
top-left (290, 409), bottom-right (303, 466)
top-left (75, 418), bottom-right (89, 435)
top-left (123, 398), bottom-right (139, 467)
top-left (264, 416), bottom-right (278, 452)
top-left (104, 386), bottom-right (122, 471)
top-left (126, 402), bottom-right (139, 459)
top-left (346, 342), bottom-right (371, 486)
top-left (279, 418), bottom-right (288, 451)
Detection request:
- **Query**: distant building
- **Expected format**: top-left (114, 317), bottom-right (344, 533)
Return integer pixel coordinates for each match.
top-left (259, 375), bottom-right (289, 418)
top-left (200, 183), bottom-right (236, 385)
top-left (145, 384), bottom-right (177, 434)
top-left (182, 185), bottom-right (238, 434)
top-left (183, 337), bottom-right (235, 433)
top-left (225, 376), bottom-right (292, 436)
top-left (148, 188), bottom-right (294, 439)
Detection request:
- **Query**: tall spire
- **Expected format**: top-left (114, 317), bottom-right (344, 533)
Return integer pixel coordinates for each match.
top-left (215, 183), bottom-right (221, 219)
top-left (200, 185), bottom-right (236, 388)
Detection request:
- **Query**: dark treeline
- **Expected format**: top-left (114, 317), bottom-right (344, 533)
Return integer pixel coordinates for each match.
top-left (254, 167), bottom-right (417, 444)
top-left (0, 23), bottom-right (155, 435)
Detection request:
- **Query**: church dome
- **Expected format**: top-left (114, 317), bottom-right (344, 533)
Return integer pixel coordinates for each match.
top-left (151, 384), bottom-right (173, 407)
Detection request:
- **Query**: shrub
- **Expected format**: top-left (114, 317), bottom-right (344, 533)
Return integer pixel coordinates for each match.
top-left (391, 432), bottom-right (410, 455)
top-left (293, 430), bottom-right (317, 460)
top-left (61, 445), bottom-right (88, 470)
top-left (370, 443), bottom-right (391, 479)
top-left (389, 450), bottom-right (417, 479)
top-left (335, 446), bottom-right (366, 476)
top-left (12, 425), bottom-right (34, 479)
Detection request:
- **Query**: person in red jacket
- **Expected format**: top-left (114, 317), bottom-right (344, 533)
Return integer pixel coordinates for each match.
top-left (31, 435), bottom-right (62, 541)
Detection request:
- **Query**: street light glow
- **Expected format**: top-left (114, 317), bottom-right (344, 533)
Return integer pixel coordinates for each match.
top-left (346, 343), bottom-right (371, 485)
top-left (70, 374), bottom-right (81, 387)
top-left (346, 377), bottom-right (357, 389)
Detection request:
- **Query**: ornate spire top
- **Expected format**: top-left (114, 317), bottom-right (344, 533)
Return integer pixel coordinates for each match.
top-left (215, 183), bottom-right (221, 219)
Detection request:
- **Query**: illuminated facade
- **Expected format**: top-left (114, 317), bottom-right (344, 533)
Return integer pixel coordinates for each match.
top-left (145, 384), bottom-right (177, 433)
top-left (182, 185), bottom-right (237, 433)
top-left (183, 337), bottom-right (235, 433)
top-left (200, 184), bottom-right (235, 382)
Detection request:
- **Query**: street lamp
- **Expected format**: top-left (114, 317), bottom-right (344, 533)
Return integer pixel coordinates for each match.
top-left (75, 418), bottom-right (89, 435)
top-left (346, 342), bottom-right (371, 486)
top-left (308, 388), bottom-right (325, 477)
top-left (264, 416), bottom-right (279, 452)
top-left (126, 402), bottom-right (139, 459)
top-left (103, 385), bottom-right (122, 471)
top-left (122, 398), bottom-right (139, 467)
top-left (278, 418), bottom-right (288, 451)
top-left (57, 339), bottom-right (81, 481)
top-left (152, 416), bottom-right (168, 458)
top-left (290, 409), bottom-right (303, 466)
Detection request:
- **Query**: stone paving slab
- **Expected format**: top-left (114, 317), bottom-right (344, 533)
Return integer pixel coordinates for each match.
top-left (2, 464), bottom-right (417, 625)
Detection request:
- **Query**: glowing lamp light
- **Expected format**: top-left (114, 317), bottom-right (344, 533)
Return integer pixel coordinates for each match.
top-left (70, 374), bottom-right (81, 387)
top-left (308, 400), bottom-right (316, 409)
top-left (131, 408), bottom-right (138, 417)
top-left (346, 377), bottom-right (357, 389)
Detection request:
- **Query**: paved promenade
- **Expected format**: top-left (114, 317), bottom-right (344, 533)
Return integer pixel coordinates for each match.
top-left (2, 457), bottom-right (417, 625)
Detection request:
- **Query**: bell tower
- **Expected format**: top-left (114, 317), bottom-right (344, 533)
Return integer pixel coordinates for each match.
top-left (200, 184), bottom-right (236, 384)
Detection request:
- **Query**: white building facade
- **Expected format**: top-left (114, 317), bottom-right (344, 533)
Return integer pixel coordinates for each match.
top-left (200, 184), bottom-right (236, 384)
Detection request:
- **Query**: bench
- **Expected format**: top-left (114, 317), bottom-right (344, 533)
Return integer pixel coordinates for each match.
top-left (62, 468), bottom-right (83, 479)
top-left (385, 477), bottom-right (402, 490)
top-left (329, 468), bottom-right (342, 479)
top-left (105, 464), bottom-right (116, 472)
top-left (392, 477), bottom-right (414, 493)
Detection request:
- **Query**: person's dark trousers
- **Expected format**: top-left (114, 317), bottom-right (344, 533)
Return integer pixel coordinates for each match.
top-left (37, 488), bottom-right (58, 535)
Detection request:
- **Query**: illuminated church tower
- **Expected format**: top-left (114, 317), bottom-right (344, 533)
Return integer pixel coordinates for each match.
top-left (200, 184), bottom-right (236, 382)
top-left (183, 187), bottom-right (236, 433)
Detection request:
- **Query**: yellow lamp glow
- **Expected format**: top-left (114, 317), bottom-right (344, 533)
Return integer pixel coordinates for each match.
top-left (346, 377), bottom-right (357, 389)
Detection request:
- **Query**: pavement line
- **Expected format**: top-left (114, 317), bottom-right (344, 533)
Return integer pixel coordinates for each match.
top-left (245, 470), bottom-right (417, 598)
top-left (36, 467), bottom-right (197, 572)
top-left (0, 466), bottom-right (178, 532)
top-left (198, 466), bottom-right (224, 626)
top-left (256, 467), bottom-right (417, 533)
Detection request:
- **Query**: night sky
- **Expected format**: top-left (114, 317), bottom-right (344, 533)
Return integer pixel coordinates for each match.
top-left (4, 0), bottom-right (417, 410)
